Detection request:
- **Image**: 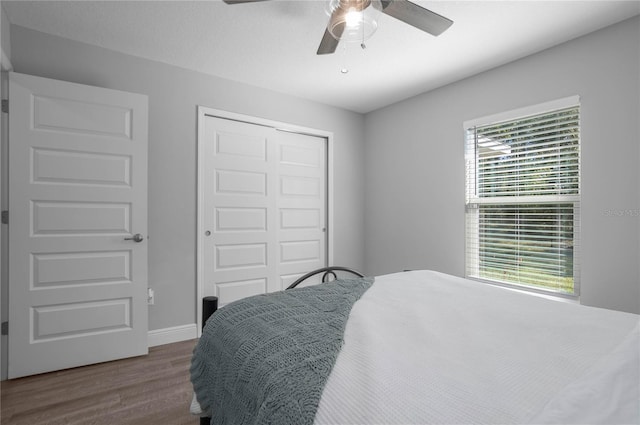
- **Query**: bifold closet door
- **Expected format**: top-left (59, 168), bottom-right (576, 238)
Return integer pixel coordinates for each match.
top-left (201, 116), bottom-right (327, 306)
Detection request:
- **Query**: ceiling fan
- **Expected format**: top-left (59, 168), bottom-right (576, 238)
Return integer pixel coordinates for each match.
top-left (222, 0), bottom-right (453, 55)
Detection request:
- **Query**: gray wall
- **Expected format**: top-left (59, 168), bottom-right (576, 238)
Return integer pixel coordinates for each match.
top-left (8, 25), bottom-right (366, 331)
top-left (1, 4), bottom-right (10, 61)
top-left (364, 16), bottom-right (640, 314)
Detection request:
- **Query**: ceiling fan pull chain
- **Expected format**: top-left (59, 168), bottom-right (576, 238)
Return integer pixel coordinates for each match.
top-left (361, 9), bottom-right (367, 49)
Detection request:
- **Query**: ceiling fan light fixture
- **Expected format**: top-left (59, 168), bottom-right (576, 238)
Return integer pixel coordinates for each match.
top-left (326, 0), bottom-right (382, 43)
top-left (344, 8), bottom-right (362, 28)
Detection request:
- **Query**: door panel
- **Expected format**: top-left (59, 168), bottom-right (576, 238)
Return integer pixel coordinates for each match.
top-left (202, 116), bottom-right (327, 307)
top-left (202, 117), bottom-right (277, 304)
top-left (32, 148), bottom-right (132, 186)
top-left (276, 131), bottom-right (327, 284)
top-left (32, 298), bottom-right (132, 341)
top-left (32, 201), bottom-right (131, 234)
top-left (8, 72), bottom-right (148, 378)
top-left (32, 250), bottom-right (131, 287)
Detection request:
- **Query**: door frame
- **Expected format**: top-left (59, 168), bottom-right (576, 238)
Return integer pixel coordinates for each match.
top-left (0, 53), bottom-right (12, 381)
top-left (196, 107), bottom-right (334, 334)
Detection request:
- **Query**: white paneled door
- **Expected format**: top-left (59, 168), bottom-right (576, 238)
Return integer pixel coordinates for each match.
top-left (201, 115), bottom-right (327, 309)
top-left (8, 72), bottom-right (148, 378)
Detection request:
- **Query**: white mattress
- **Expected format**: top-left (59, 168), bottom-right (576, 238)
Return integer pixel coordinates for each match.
top-left (194, 270), bottom-right (639, 424)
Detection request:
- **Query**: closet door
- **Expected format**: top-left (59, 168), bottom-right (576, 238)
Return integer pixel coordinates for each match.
top-left (200, 115), bottom-right (327, 309)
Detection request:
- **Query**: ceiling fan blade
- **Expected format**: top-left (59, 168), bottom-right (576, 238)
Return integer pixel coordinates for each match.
top-left (317, 7), bottom-right (347, 56)
top-left (317, 28), bottom-right (341, 55)
top-left (381, 0), bottom-right (453, 36)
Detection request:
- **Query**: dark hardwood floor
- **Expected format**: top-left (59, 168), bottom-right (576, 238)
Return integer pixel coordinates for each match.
top-left (1, 339), bottom-right (201, 425)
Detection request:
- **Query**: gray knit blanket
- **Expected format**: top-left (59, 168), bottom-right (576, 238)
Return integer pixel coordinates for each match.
top-left (190, 277), bottom-right (374, 425)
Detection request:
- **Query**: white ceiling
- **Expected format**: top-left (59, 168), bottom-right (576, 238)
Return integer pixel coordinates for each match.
top-left (3, 0), bottom-right (639, 113)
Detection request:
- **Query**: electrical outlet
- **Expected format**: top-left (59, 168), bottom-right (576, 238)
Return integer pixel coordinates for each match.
top-left (147, 288), bottom-right (155, 305)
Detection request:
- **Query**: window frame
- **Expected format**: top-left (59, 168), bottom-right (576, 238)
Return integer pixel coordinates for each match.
top-left (464, 96), bottom-right (581, 298)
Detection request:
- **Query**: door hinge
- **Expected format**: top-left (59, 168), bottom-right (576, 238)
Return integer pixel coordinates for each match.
top-left (1, 210), bottom-right (7, 224)
top-left (1, 322), bottom-right (7, 335)
top-left (1, 99), bottom-right (7, 113)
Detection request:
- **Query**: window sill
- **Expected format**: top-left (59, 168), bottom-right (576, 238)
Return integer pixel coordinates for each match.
top-left (467, 276), bottom-right (580, 305)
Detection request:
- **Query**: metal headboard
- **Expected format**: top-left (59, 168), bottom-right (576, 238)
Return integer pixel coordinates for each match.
top-left (286, 266), bottom-right (365, 289)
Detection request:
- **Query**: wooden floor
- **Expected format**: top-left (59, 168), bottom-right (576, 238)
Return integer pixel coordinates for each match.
top-left (0, 339), bottom-right (200, 425)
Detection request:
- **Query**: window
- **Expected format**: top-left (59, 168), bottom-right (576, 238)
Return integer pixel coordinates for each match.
top-left (465, 97), bottom-right (580, 296)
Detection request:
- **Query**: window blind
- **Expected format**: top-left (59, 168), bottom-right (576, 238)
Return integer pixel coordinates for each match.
top-left (465, 101), bottom-right (580, 295)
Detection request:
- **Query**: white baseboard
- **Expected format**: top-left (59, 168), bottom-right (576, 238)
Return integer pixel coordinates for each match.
top-left (148, 323), bottom-right (198, 347)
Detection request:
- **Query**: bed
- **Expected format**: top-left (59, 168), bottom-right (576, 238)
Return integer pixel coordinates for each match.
top-left (190, 267), bottom-right (639, 425)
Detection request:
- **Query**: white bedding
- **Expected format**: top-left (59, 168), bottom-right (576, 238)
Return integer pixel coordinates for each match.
top-left (314, 271), bottom-right (639, 425)
top-left (194, 270), bottom-right (640, 424)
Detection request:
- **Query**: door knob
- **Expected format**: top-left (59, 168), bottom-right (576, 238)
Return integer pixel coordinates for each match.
top-left (124, 233), bottom-right (144, 243)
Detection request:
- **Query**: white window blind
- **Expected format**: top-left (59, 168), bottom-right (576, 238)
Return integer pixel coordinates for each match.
top-left (465, 98), bottom-right (580, 295)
